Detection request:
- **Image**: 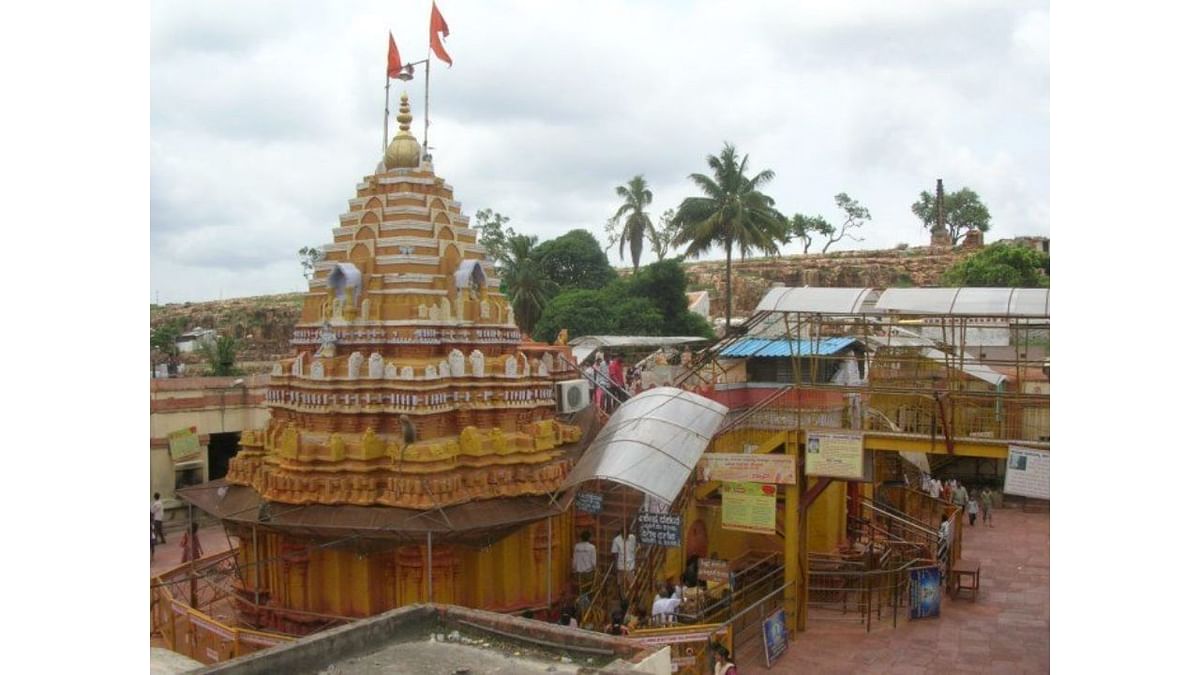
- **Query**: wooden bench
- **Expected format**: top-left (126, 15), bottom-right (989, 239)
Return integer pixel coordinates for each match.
top-left (948, 559), bottom-right (981, 601)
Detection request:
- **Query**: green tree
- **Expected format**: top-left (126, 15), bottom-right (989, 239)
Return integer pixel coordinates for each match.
top-left (647, 208), bottom-right (680, 262)
top-left (612, 297), bottom-right (666, 336)
top-left (911, 186), bottom-right (991, 245)
top-left (198, 335), bottom-right (241, 376)
top-left (474, 208), bottom-right (516, 267)
top-left (787, 213), bottom-right (835, 254)
top-left (298, 246), bottom-right (323, 281)
top-left (671, 143), bottom-right (787, 331)
top-left (532, 229), bottom-right (616, 290)
top-left (822, 193), bottom-right (871, 253)
top-left (942, 242), bottom-right (1049, 287)
top-left (611, 175), bottom-right (655, 274)
top-left (624, 259), bottom-right (710, 337)
top-left (501, 234), bottom-right (558, 336)
top-left (150, 317), bottom-right (186, 376)
top-left (533, 289), bottom-right (617, 343)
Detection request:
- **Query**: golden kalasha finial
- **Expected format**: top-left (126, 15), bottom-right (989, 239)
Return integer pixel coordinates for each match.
top-left (385, 92), bottom-right (421, 169)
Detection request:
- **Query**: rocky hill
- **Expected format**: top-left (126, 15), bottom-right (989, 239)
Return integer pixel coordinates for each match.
top-left (149, 245), bottom-right (976, 366)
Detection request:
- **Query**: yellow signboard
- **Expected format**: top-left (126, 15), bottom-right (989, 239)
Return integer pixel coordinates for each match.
top-left (721, 482), bottom-right (777, 535)
top-left (805, 429), bottom-right (864, 480)
top-left (698, 453), bottom-right (797, 484)
top-left (168, 426), bottom-right (202, 463)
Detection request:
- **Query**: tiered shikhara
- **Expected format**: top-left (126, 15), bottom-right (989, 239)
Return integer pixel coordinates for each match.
top-left (226, 94), bottom-right (581, 510)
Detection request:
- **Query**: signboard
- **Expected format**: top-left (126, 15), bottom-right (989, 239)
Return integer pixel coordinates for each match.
top-left (697, 453), bottom-right (797, 484)
top-left (638, 511), bottom-right (682, 548)
top-left (804, 429), bottom-right (865, 480)
top-left (762, 607), bottom-right (790, 668)
top-left (168, 426), bottom-right (202, 462)
top-left (909, 566), bottom-right (942, 619)
top-left (721, 482), bottom-right (777, 535)
top-left (1004, 445), bottom-right (1050, 500)
top-left (575, 491), bottom-right (604, 514)
top-left (697, 558), bottom-right (731, 584)
top-left (633, 624), bottom-right (732, 675)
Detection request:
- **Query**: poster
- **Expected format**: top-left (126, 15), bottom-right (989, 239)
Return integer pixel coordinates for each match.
top-left (575, 491), bottom-right (603, 514)
top-left (805, 429), bottom-right (865, 480)
top-left (762, 608), bottom-right (790, 668)
top-left (1003, 445), bottom-right (1050, 500)
top-left (721, 482), bottom-right (777, 535)
top-left (697, 558), bottom-right (731, 583)
top-left (909, 566), bottom-right (941, 619)
top-left (697, 453), bottom-right (797, 484)
top-left (168, 426), bottom-right (202, 462)
top-left (638, 511), bottom-right (682, 547)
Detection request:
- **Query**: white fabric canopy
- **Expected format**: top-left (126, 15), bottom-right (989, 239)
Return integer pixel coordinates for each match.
top-left (561, 387), bottom-right (729, 505)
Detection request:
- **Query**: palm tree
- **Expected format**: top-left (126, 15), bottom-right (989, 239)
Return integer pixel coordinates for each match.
top-left (612, 175), bottom-right (654, 274)
top-left (671, 143), bottom-right (787, 332)
top-left (501, 234), bottom-right (557, 336)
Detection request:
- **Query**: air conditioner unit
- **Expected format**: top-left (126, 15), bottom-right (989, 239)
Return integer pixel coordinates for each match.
top-left (556, 378), bottom-right (590, 414)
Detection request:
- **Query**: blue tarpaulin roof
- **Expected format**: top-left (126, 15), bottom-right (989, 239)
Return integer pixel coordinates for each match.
top-left (720, 336), bottom-right (859, 358)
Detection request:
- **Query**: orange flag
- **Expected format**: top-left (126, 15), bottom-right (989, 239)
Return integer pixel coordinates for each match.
top-left (430, 1), bottom-right (453, 66)
top-left (387, 32), bottom-right (404, 78)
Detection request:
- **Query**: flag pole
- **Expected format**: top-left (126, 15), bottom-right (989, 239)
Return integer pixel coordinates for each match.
top-left (423, 46), bottom-right (431, 157)
top-left (383, 74), bottom-right (391, 155)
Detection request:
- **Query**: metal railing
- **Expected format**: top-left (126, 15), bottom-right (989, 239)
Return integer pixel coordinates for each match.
top-left (807, 558), bottom-right (928, 632)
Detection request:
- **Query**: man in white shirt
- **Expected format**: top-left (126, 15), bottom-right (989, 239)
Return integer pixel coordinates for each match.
top-left (612, 530), bottom-right (637, 592)
top-left (573, 531), bottom-right (597, 578)
top-left (151, 492), bottom-right (166, 544)
top-left (651, 583), bottom-right (682, 625)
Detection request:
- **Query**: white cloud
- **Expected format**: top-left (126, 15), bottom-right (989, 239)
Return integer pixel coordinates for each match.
top-left (151, 0), bottom-right (1049, 302)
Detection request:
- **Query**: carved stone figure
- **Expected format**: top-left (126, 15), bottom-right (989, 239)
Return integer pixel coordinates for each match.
top-left (469, 350), bottom-right (485, 377)
top-left (368, 352), bottom-right (384, 378)
top-left (448, 349), bottom-right (465, 377)
top-left (348, 352), bottom-right (364, 379)
top-left (311, 361), bottom-right (325, 379)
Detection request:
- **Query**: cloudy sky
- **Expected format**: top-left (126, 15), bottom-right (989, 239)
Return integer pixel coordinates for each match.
top-left (150, 0), bottom-right (1048, 303)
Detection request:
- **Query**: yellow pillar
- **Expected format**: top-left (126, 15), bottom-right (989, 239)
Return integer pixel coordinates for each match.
top-left (784, 429), bottom-right (800, 633)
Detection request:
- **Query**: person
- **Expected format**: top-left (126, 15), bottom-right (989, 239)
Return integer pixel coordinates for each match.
top-left (558, 605), bottom-right (578, 629)
top-left (152, 492), bottom-right (166, 544)
top-left (952, 482), bottom-right (968, 509)
top-left (683, 554), bottom-right (701, 588)
top-left (591, 355), bottom-right (608, 407)
top-left (608, 355), bottom-right (626, 401)
top-left (938, 514), bottom-right (952, 570)
top-left (651, 583), bottom-right (682, 625)
top-left (180, 522), bottom-right (203, 563)
top-left (607, 609), bottom-right (629, 636)
top-left (967, 493), bottom-right (979, 526)
top-left (151, 511), bottom-right (157, 560)
top-left (928, 478), bottom-right (941, 500)
top-left (573, 530), bottom-right (597, 594)
top-left (981, 486), bottom-right (995, 527)
top-left (612, 529), bottom-right (637, 593)
top-left (624, 605), bottom-right (644, 632)
top-left (713, 644), bottom-right (738, 675)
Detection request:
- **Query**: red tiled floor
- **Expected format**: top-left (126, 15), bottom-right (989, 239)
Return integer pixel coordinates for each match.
top-left (741, 508), bottom-right (1049, 674)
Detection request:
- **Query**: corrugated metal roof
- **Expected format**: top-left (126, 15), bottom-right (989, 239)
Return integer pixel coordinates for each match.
top-left (720, 336), bottom-right (859, 358)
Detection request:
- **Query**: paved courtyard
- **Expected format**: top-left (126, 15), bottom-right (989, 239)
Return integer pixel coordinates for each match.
top-left (742, 507), bottom-right (1050, 674)
top-left (150, 520), bottom-right (234, 578)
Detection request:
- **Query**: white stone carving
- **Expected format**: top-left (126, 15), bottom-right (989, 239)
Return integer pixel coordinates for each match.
top-left (272, 363), bottom-right (283, 376)
top-left (368, 353), bottom-right (384, 379)
top-left (517, 353), bottom-right (529, 377)
top-left (400, 366), bottom-right (414, 380)
top-left (448, 350), bottom-right (465, 377)
top-left (470, 350), bottom-right (485, 377)
top-left (537, 359), bottom-right (549, 377)
top-left (439, 360), bottom-right (451, 377)
top-left (311, 361), bottom-right (324, 379)
top-left (360, 298), bottom-right (371, 320)
top-left (418, 304), bottom-right (429, 319)
top-left (504, 355), bottom-right (518, 378)
top-left (541, 353), bottom-right (553, 376)
top-left (348, 352), bottom-right (364, 379)
top-left (480, 300), bottom-right (491, 319)
top-left (425, 364), bottom-right (437, 379)
top-left (291, 352), bottom-right (305, 377)
top-left (385, 362), bottom-right (398, 379)
top-left (440, 297), bottom-right (452, 320)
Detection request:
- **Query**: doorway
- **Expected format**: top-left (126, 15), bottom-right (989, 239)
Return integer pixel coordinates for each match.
top-left (207, 432), bottom-right (241, 481)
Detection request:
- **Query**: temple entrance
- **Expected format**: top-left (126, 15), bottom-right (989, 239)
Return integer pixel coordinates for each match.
top-left (207, 432), bottom-right (241, 481)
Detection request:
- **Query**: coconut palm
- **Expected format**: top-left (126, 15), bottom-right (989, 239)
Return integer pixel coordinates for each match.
top-left (612, 175), bottom-right (654, 274)
top-left (671, 143), bottom-right (787, 331)
top-left (502, 234), bottom-right (558, 336)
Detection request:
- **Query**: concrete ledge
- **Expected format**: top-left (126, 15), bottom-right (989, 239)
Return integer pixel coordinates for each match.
top-left (196, 603), bottom-right (654, 675)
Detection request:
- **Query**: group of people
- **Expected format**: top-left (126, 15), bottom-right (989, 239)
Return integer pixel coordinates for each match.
top-left (150, 492), bottom-right (204, 564)
top-left (922, 476), bottom-right (996, 528)
top-left (588, 353), bottom-right (645, 412)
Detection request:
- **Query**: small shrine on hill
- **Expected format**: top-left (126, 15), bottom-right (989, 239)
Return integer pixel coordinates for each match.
top-left (182, 93), bottom-right (594, 634)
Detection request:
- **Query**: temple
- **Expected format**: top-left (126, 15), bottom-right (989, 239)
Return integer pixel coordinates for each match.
top-left (183, 93), bottom-right (593, 634)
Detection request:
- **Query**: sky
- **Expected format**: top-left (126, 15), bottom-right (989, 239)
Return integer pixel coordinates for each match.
top-left (150, 0), bottom-right (1049, 303)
